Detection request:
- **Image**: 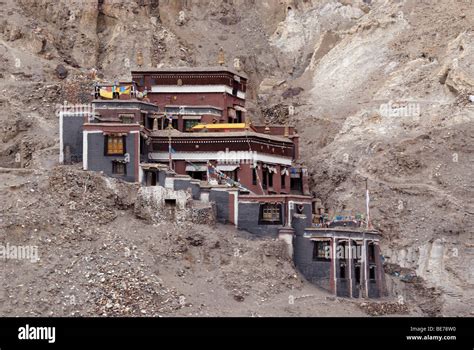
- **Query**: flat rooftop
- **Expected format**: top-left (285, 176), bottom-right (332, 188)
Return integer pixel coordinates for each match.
top-left (92, 99), bottom-right (158, 108)
top-left (305, 227), bottom-right (381, 236)
top-left (149, 130), bottom-right (293, 143)
top-left (131, 66), bottom-right (248, 79)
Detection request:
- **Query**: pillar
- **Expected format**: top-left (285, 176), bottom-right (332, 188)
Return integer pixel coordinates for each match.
top-left (333, 238), bottom-right (338, 296)
top-left (348, 239), bottom-right (353, 298)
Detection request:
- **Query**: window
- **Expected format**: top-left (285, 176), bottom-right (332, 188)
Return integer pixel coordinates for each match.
top-left (184, 119), bottom-right (200, 132)
top-left (268, 172), bottom-right (273, 188)
top-left (290, 177), bottom-right (302, 192)
top-left (146, 116), bottom-right (155, 129)
top-left (105, 135), bottom-right (125, 155)
top-left (369, 265), bottom-right (376, 281)
top-left (259, 203), bottom-right (282, 225)
top-left (281, 173), bottom-right (286, 188)
top-left (236, 110), bottom-right (242, 123)
top-left (252, 168), bottom-right (257, 185)
top-left (312, 241), bottom-right (330, 261)
top-left (368, 243), bottom-right (376, 263)
top-left (120, 114), bottom-right (134, 124)
top-left (112, 161), bottom-right (126, 175)
top-left (262, 168), bottom-right (268, 189)
top-left (164, 118), bottom-right (179, 130)
top-left (339, 262), bottom-right (346, 279)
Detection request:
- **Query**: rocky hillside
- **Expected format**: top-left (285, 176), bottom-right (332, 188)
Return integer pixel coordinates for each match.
top-left (0, 0), bottom-right (472, 316)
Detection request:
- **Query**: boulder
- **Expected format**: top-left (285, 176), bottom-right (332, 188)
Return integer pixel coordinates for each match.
top-left (55, 64), bottom-right (68, 79)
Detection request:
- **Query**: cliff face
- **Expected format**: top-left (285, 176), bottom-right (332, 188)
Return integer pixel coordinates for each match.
top-left (0, 0), bottom-right (472, 315)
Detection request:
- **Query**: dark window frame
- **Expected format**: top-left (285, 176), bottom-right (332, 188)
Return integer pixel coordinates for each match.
top-left (268, 171), bottom-right (273, 188)
top-left (258, 203), bottom-right (283, 225)
top-left (104, 135), bottom-right (126, 156)
top-left (355, 264), bottom-right (361, 284)
top-left (262, 168), bottom-right (268, 189)
top-left (290, 176), bottom-right (302, 192)
top-left (112, 160), bottom-right (127, 176)
top-left (369, 265), bottom-right (377, 281)
top-left (312, 241), bottom-right (331, 261)
top-left (236, 110), bottom-right (242, 123)
top-left (184, 119), bottom-right (200, 132)
top-left (368, 243), bottom-right (376, 264)
top-left (119, 113), bottom-right (135, 124)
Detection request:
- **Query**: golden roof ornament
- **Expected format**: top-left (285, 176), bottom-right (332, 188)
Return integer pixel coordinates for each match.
top-left (218, 47), bottom-right (225, 66)
top-left (136, 50), bottom-right (144, 68)
top-left (245, 117), bottom-right (251, 130)
top-left (264, 120), bottom-right (270, 134)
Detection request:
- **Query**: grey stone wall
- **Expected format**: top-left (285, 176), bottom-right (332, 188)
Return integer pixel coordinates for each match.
top-left (62, 116), bottom-right (84, 163)
top-left (293, 235), bottom-right (332, 292)
top-left (289, 203), bottom-right (312, 227)
top-left (291, 213), bottom-right (311, 236)
top-left (237, 202), bottom-right (281, 236)
top-left (336, 279), bottom-right (351, 297)
top-left (368, 282), bottom-right (379, 298)
top-left (158, 170), bottom-right (167, 187)
top-left (87, 132), bottom-right (137, 182)
top-left (209, 190), bottom-right (229, 224)
top-left (173, 179), bottom-right (201, 200)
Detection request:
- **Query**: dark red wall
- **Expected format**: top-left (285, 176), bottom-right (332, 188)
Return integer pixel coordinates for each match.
top-left (146, 92), bottom-right (244, 120)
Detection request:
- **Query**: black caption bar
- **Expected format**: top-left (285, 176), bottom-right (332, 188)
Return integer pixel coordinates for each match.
top-left (0, 317), bottom-right (471, 348)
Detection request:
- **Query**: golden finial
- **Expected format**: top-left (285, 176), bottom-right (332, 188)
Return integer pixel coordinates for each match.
top-left (218, 47), bottom-right (225, 66)
top-left (245, 117), bottom-right (251, 130)
top-left (136, 50), bottom-right (144, 68)
top-left (264, 120), bottom-right (270, 134)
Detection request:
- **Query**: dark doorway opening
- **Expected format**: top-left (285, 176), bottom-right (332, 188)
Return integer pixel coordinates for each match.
top-left (355, 264), bottom-right (361, 284)
top-left (290, 177), bottom-right (302, 193)
top-left (165, 199), bottom-right (177, 207)
top-left (188, 171), bottom-right (205, 181)
top-left (146, 171), bottom-right (157, 186)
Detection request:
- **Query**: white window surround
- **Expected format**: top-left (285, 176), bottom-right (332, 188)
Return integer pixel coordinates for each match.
top-left (147, 151), bottom-right (292, 166)
top-left (151, 85), bottom-right (245, 100)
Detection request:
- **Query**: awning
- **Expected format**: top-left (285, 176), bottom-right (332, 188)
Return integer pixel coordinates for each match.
top-left (102, 132), bottom-right (127, 136)
top-left (234, 105), bottom-right (246, 112)
top-left (227, 107), bottom-right (237, 118)
top-left (186, 163), bottom-right (207, 172)
top-left (290, 167), bottom-right (301, 178)
top-left (182, 115), bottom-right (202, 120)
top-left (216, 164), bottom-right (239, 172)
top-left (191, 123), bottom-right (246, 130)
